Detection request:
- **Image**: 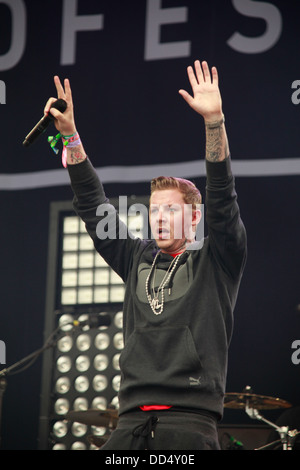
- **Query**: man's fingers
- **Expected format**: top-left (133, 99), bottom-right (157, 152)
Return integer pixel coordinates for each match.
top-left (44, 97), bottom-right (58, 115)
top-left (194, 60), bottom-right (204, 83)
top-left (211, 66), bottom-right (219, 85)
top-left (49, 107), bottom-right (63, 120)
top-left (54, 75), bottom-right (66, 99)
top-left (187, 65), bottom-right (198, 89)
top-left (201, 61), bottom-right (211, 83)
top-left (188, 60), bottom-right (216, 87)
top-left (64, 78), bottom-right (73, 104)
top-left (44, 76), bottom-right (69, 115)
top-left (178, 89), bottom-right (194, 107)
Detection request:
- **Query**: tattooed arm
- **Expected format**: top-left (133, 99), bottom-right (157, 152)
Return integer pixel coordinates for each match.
top-left (65, 144), bottom-right (87, 165)
top-left (44, 76), bottom-right (87, 165)
top-left (180, 61), bottom-right (246, 278)
top-left (205, 118), bottom-right (229, 162)
top-left (179, 60), bottom-right (229, 162)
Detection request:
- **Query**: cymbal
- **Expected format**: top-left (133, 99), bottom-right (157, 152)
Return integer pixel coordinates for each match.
top-left (224, 392), bottom-right (292, 410)
top-left (65, 408), bottom-right (118, 427)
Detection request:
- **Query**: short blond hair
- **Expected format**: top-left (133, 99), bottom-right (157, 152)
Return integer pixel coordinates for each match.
top-left (150, 176), bottom-right (202, 209)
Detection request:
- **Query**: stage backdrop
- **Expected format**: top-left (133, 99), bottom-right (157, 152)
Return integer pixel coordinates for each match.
top-left (0, 0), bottom-right (299, 449)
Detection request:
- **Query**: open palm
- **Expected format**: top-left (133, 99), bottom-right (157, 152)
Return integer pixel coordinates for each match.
top-left (179, 60), bottom-right (223, 121)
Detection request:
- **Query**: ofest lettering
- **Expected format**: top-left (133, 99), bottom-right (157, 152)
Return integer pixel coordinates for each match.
top-left (0, 0), bottom-right (284, 71)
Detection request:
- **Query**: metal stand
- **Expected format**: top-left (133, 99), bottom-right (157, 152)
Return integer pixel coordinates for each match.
top-left (245, 404), bottom-right (300, 450)
top-left (0, 320), bottom-right (74, 449)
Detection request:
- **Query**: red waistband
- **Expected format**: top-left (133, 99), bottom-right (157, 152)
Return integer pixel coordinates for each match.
top-left (140, 405), bottom-right (173, 411)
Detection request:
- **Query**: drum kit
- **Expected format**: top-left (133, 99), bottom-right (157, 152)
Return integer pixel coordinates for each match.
top-left (65, 385), bottom-right (300, 450)
top-left (65, 408), bottom-right (118, 448)
top-left (223, 386), bottom-right (299, 450)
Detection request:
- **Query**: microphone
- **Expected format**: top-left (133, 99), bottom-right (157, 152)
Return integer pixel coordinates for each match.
top-left (23, 98), bottom-right (67, 147)
top-left (72, 313), bottom-right (111, 329)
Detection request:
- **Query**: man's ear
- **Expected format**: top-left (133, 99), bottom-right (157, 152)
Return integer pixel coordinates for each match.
top-left (185, 208), bottom-right (202, 242)
top-left (192, 208), bottom-right (202, 229)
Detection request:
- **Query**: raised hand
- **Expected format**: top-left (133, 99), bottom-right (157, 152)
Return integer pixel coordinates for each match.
top-left (44, 77), bottom-right (86, 166)
top-left (44, 76), bottom-right (77, 137)
top-left (179, 60), bottom-right (223, 122)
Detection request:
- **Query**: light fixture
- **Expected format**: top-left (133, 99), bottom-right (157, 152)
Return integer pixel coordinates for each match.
top-left (39, 198), bottom-right (148, 450)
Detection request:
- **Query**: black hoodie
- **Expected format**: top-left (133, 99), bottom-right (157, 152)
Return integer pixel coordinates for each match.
top-left (68, 156), bottom-right (247, 421)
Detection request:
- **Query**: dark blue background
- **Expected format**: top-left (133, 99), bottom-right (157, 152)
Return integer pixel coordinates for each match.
top-left (0, 0), bottom-right (299, 449)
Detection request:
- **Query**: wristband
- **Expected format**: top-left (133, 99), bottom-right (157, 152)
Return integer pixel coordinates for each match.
top-left (205, 114), bottom-right (225, 129)
top-left (48, 133), bottom-right (61, 155)
top-left (48, 131), bottom-right (81, 168)
top-left (61, 132), bottom-right (80, 146)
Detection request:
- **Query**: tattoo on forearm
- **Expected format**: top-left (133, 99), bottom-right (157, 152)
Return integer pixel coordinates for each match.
top-left (205, 125), bottom-right (229, 162)
top-left (69, 148), bottom-right (86, 164)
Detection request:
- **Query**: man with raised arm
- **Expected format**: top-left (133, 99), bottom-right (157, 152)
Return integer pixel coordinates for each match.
top-left (45, 60), bottom-right (247, 450)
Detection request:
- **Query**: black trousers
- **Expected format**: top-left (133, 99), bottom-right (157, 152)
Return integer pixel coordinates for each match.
top-left (99, 408), bottom-right (220, 450)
